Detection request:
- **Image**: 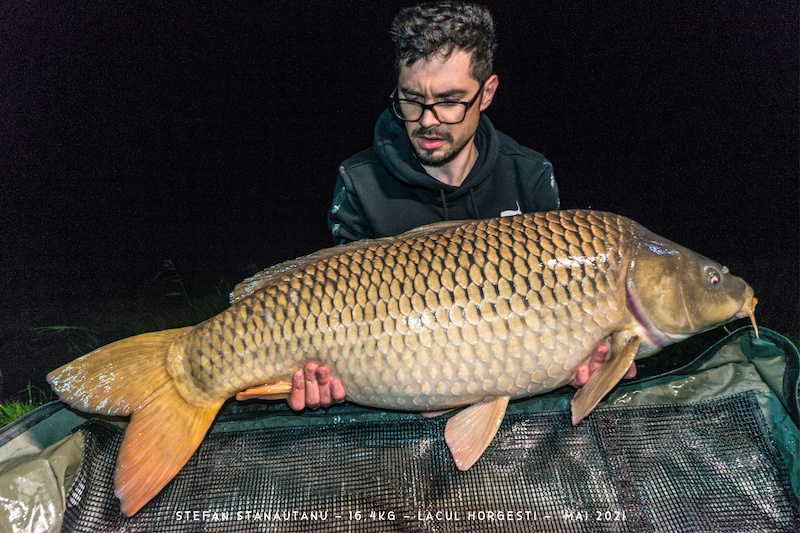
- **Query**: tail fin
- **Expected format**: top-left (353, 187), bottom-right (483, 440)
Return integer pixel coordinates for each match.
top-left (47, 328), bottom-right (189, 416)
top-left (115, 379), bottom-right (221, 515)
top-left (47, 327), bottom-right (224, 516)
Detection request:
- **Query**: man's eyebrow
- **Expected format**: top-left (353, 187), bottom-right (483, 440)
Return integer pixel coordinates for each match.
top-left (398, 86), bottom-right (468, 100)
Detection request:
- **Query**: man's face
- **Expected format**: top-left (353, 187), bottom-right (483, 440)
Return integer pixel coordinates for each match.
top-left (397, 49), bottom-right (497, 167)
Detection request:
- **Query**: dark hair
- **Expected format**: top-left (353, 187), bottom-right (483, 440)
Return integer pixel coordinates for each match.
top-left (391, 1), bottom-right (497, 83)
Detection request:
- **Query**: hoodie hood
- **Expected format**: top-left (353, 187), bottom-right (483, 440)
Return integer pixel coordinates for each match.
top-left (328, 108), bottom-right (559, 244)
top-left (373, 109), bottom-right (500, 204)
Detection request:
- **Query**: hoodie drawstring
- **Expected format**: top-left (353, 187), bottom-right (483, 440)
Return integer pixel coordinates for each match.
top-left (439, 187), bottom-right (480, 220)
top-left (468, 188), bottom-right (480, 219)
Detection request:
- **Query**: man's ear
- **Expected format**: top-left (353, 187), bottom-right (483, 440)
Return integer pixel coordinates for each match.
top-left (480, 74), bottom-right (499, 111)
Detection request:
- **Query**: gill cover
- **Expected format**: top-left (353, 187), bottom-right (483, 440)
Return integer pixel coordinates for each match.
top-left (627, 227), bottom-right (754, 336)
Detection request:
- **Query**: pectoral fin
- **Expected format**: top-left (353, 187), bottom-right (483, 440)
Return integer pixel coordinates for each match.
top-left (444, 395), bottom-right (510, 471)
top-left (235, 380), bottom-right (293, 401)
top-left (571, 331), bottom-right (640, 425)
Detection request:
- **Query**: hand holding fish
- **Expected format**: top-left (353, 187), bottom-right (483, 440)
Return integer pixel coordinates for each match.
top-left (287, 362), bottom-right (346, 410)
top-left (569, 339), bottom-right (636, 387)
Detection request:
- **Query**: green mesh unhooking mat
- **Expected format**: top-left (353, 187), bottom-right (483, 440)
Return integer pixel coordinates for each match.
top-left (62, 390), bottom-right (799, 532)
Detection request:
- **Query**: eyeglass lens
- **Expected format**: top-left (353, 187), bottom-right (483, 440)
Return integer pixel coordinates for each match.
top-left (393, 101), bottom-right (467, 124)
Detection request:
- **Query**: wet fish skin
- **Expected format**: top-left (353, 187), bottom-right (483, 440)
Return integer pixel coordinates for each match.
top-left (170, 210), bottom-right (630, 412)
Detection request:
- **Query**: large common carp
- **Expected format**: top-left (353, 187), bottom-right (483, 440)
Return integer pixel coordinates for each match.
top-left (47, 210), bottom-right (758, 516)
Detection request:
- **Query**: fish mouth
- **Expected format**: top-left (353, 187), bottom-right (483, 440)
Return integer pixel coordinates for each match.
top-left (734, 289), bottom-right (759, 338)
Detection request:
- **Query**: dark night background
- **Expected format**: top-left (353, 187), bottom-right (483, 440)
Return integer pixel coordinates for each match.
top-left (1, 1), bottom-right (798, 402)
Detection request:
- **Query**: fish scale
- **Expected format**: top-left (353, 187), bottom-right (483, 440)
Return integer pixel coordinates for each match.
top-left (168, 210), bottom-right (630, 411)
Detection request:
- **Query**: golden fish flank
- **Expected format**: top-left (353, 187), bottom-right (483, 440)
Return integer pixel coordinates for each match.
top-left (47, 210), bottom-right (758, 516)
top-left (169, 212), bottom-right (628, 411)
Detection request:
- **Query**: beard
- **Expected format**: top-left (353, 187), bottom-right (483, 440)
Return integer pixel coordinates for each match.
top-left (411, 126), bottom-right (471, 167)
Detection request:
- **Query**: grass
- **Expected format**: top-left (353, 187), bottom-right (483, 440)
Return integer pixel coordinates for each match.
top-left (0, 403), bottom-right (37, 429)
top-left (0, 386), bottom-right (52, 429)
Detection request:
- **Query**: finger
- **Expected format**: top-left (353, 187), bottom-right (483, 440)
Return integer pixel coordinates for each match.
top-left (287, 368), bottom-right (306, 411)
top-left (624, 362), bottom-right (637, 379)
top-left (330, 378), bottom-right (346, 403)
top-left (316, 365), bottom-right (331, 386)
top-left (584, 346), bottom-right (608, 375)
top-left (592, 344), bottom-right (609, 362)
top-left (316, 365), bottom-right (333, 407)
top-left (304, 362), bottom-right (321, 409)
top-left (569, 363), bottom-right (590, 388)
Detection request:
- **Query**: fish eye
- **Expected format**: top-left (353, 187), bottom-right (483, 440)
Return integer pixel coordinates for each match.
top-left (707, 269), bottom-right (721, 286)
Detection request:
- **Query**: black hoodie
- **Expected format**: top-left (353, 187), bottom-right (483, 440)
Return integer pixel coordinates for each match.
top-left (328, 109), bottom-right (559, 244)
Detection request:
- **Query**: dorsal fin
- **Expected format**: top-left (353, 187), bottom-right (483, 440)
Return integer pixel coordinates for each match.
top-left (229, 219), bottom-right (470, 303)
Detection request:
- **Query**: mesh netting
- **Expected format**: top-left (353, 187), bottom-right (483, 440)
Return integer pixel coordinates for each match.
top-left (62, 391), bottom-right (799, 532)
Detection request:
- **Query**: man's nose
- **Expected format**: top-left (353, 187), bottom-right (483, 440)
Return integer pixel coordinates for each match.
top-left (419, 107), bottom-right (441, 128)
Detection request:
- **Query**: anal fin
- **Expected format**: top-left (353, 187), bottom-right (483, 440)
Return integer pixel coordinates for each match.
top-left (571, 330), bottom-right (640, 425)
top-left (115, 381), bottom-right (222, 516)
top-left (235, 380), bottom-right (293, 401)
top-left (444, 396), bottom-right (510, 471)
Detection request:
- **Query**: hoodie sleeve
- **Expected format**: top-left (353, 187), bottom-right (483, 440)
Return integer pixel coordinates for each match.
top-left (327, 166), bottom-right (373, 245)
top-left (528, 159), bottom-right (560, 211)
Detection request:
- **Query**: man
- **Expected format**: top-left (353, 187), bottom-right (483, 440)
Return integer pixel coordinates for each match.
top-left (327, 1), bottom-right (558, 244)
top-left (289, 1), bottom-right (634, 410)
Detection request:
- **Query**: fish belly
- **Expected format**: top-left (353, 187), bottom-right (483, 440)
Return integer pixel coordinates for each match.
top-left (169, 211), bottom-right (632, 411)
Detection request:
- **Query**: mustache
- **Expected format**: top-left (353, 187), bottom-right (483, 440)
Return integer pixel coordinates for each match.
top-left (411, 126), bottom-right (453, 143)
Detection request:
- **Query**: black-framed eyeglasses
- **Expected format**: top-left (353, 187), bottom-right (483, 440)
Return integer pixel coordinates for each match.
top-left (390, 82), bottom-right (485, 124)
